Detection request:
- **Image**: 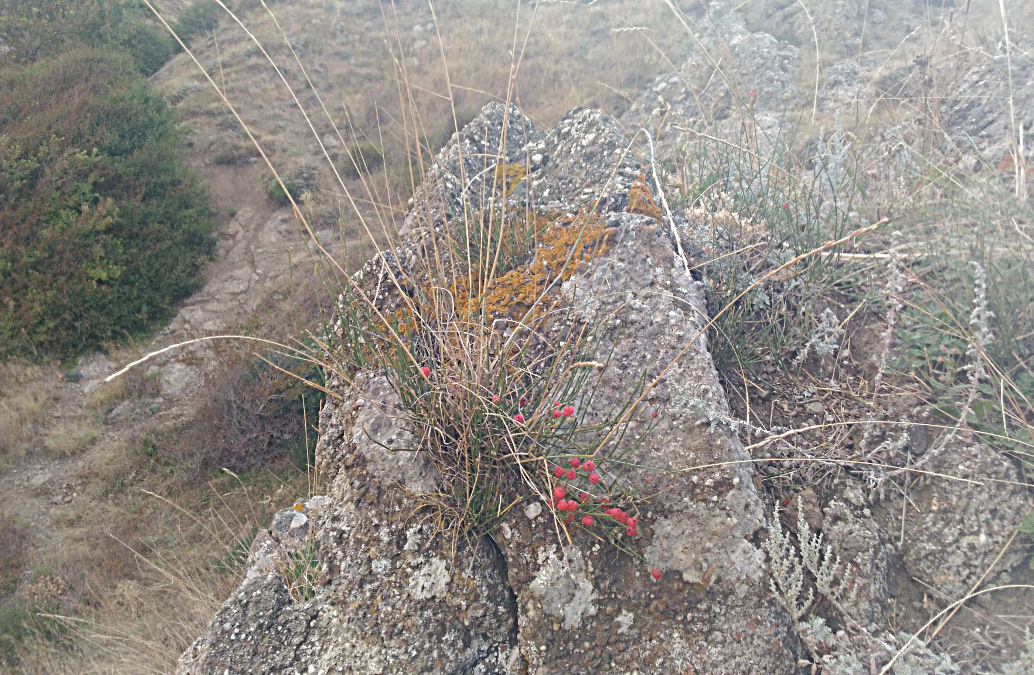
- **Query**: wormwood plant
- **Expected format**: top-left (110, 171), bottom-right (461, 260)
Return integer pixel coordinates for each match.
top-left (764, 497), bottom-right (859, 622)
top-left (764, 497), bottom-right (863, 667)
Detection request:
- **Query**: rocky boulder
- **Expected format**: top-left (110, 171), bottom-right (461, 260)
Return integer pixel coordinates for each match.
top-left (178, 102), bottom-right (808, 673)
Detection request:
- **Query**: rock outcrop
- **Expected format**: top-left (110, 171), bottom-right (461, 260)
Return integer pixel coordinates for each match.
top-left (177, 8), bottom-right (1034, 672)
top-left (178, 102), bottom-right (808, 674)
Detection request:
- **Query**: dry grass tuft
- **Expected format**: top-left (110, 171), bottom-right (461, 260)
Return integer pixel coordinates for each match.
top-left (0, 362), bottom-right (51, 459)
top-left (42, 423), bottom-right (99, 457)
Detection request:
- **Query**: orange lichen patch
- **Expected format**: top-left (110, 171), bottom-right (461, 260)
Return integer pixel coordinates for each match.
top-left (354, 207), bottom-right (613, 371)
top-left (451, 208), bottom-right (615, 328)
top-left (627, 174), bottom-right (662, 220)
top-left (468, 207), bottom-right (549, 280)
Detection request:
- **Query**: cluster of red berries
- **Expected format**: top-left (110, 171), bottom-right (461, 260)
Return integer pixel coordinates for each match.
top-left (552, 456), bottom-right (599, 483)
top-left (551, 400), bottom-right (575, 419)
top-left (418, 367), bottom-right (665, 582)
top-left (546, 457), bottom-right (648, 537)
top-left (604, 507), bottom-right (639, 537)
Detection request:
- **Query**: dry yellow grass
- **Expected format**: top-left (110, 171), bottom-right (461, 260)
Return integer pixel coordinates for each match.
top-left (0, 362), bottom-right (50, 459)
top-left (41, 423), bottom-right (99, 456)
top-left (85, 377), bottom-right (129, 418)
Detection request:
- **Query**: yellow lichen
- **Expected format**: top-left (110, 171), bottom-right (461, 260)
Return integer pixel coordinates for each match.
top-left (358, 195), bottom-right (613, 369)
top-left (493, 163), bottom-right (527, 198)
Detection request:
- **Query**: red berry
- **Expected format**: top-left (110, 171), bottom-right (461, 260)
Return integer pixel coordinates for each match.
top-left (566, 469), bottom-right (576, 480)
top-left (492, 395), bottom-right (499, 404)
top-left (562, 406), bottom-right (574, 417)
top-left (584, 460), bottom-right (594, 472)
top-left (627, 517), bottom-right (638, 529)
top-left (565, 516), bottom-right (574, 525)
top-left (570, 457), bottom-right (581, 469)
top-left (650, 411), bottom-right (659, 419)
top-left (554, 401), bottom-right (561, 407)
top-left (566, 500), bottom-right (579, 512)
top-left (519, 396), bottom-right (528, 406)
top-left (554, 466), bottom-right (565, 477)
top-left (651, 569), bottom-right (662, 580)
top-left (626, 525), bottom-right (636, 537)
top-left (553, 486), bottom-right (566, 499)
top-left (588, 472), bottom-right (600, 484)
top-left (600, 497), bottom-right (610, 505)
top-left (578, 492), bottom-right (590, 503)
top-left (420, 366), bottom-right (430, 378)
top-left (555, 499), bottom-right (568, 511)
top-left (581, 515), bottom-right (594, 527)
top-left (513, 413), bottom-right (525, 424)
top-left (645, 477), bottom-right (653, 482)
top-left (553, 409), bottom-right (562, 419)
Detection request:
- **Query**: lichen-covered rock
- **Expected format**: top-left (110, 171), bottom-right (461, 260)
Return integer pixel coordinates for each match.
top-left (900, 439), bottom-right (1029, 602)
top-left (179, 372), bottom-right (520, 675)
top-left (179, 101), bottom-right (807, 674)
top-left (493, 152), bottom-right (804, 669)
top-left (177, 573), bottom-right (321, 674)
top-left (622, 1), bottom-right (800, 132)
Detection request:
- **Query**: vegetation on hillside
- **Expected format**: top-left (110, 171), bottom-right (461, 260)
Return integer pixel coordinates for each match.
top-left (0, 2), bottom-right (215, 361)
top-left (0, 0), bottom-right (179, 75)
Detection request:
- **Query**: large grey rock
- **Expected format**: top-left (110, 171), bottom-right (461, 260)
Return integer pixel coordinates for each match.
top-left (900, 439), bottom-right (1029, 602)
top-left (623, 1), bottom-right (801, 134)
top-left (179, 373), bottom-right (520, 674)
top-left (495, 207), bottom-right (804, 673)
top-left (179, 102), bottom-right (806, 674)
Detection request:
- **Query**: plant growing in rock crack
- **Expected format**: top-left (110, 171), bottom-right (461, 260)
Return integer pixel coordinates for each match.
top-left (275, 529), bottom-right (321, 604)
top-left (763, 496), bottom-right (859, 658)
top-left (670, 108), bottom-right (864, 378)
top-left (333, 150), bottom-right (666, 549)
top-left (111, 0), bottom-right (890, 621)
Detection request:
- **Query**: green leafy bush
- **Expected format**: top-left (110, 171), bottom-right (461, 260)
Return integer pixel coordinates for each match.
top-left (0, 0), bottom-right (175, 75)
top-left (173, 0), bottom-right (222, 46)
top-left (0, 47), bottom-right (215, 360)
top-left (265, 177), bottom-right (303, 206)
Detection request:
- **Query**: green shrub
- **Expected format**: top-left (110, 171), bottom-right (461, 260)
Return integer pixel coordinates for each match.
top-left (107, 15), bottom-right (176, 75)
top-left (264, 177), bottom-right (304, 206)
top-left (0, 0), bottom-right (176, 75)
top-left (0, 47), bottom-right (215, 361)
top-left (173, 0), bottom-right (222, 46)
